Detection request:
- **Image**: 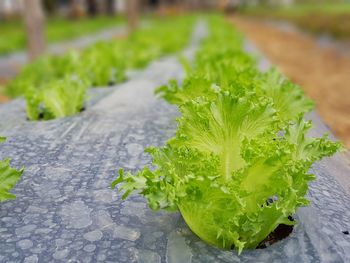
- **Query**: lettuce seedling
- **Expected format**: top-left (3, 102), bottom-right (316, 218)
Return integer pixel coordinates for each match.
top-left (25, 77), bottom-right (87, 120)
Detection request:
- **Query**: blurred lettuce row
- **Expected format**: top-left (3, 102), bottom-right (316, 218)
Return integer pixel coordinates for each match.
top-left (6, 15), bottom-right (196, 120)
top-left (0, 17), bottom-right (125, 56)
top-left (113, 15), bottom-right (341, 254)
top-left (0, 137), bottom-right (23, 202)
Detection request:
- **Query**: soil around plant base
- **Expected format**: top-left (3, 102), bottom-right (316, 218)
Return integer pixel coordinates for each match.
top-left (26, 106), bottom-right (86, 121)
top-left (257, 223), bottom-right (294, 249)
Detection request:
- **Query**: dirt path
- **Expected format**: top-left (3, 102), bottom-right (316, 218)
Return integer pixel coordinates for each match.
top-left (0, 80), bottom-right (9, 103)
top-left (0, 96), bottom-right (9, 103)
top-left (230, 16), bottom-right (350, 148)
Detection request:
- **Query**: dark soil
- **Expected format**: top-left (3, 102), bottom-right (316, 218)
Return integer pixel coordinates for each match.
top-left (257, 223), bottom-right (294, 249)
top-left (26, 106), bottom-right (86, 121)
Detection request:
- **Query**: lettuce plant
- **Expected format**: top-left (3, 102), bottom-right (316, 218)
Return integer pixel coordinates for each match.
top-left (25, 77), bottom-right (87, 120)
top-left (7, 51), bottom-right (85, 98)
top-left (113, 90), bottom-right (340, 253)
top-left (81, 41), bottom-right (127, 86)
top-left (113, 16), bottom-right (341, 254)
top-left (0, 137), bottom-right (23, 202)
top-left (7, 16), bottom-right (195, 120)
top-left (7, 16), bottom-right (195, 96)
top-left (156, 17), bottom-right (313, 122)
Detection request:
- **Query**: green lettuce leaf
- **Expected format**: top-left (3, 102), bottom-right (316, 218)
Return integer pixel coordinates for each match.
top-left (26, 77), bottom-right (87, 120)
top-left (0, 138), bottom-right (24, 202)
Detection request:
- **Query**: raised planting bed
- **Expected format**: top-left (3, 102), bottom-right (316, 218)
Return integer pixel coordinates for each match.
top-left (0, 16), bottom-right (349, 263)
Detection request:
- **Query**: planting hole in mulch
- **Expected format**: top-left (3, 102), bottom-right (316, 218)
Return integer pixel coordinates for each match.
top-left (26, 106), bottom-right (86, 121)
top-left (257, 223), bottom-right (294, 249)
top-left (108, 81), bottom-right (115, 86)
top-left (342, 231), bottom-right (349, 235)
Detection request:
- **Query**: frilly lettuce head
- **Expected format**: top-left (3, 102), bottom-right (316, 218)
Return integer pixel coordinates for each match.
top-left (113, 91), bottom-right (340, 254)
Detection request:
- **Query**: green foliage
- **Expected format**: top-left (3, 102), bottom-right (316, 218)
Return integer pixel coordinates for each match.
top-left (8, 15), bottom-right (195, 120)
top-left (113, 15), bottom-right (341, 254)
top-left (0, 16), bottom-right (124, 55)
top-left (7, 51), bottom-right (84, 98)
top-left (0, 20), bottom-right (25, 55)
top-left (156, 19), bottom-right (314, 123)
top-left (0, 138), bottom-right (23, 202)
top-left (25, 77), bottom-right (87, 120)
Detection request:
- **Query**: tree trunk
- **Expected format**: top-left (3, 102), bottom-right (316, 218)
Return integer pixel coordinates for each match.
top-left (126, 0), bottom-right (139, 32)
top-left (23, 0), bottom-right (46, 61)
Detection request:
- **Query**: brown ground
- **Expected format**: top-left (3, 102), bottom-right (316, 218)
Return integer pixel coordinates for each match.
top-left (230, 16), bottom-right (350, 148)
top-left (0, 79), bottom-right (10, 103)
top-left (0, 95), bottom-right (9, 103)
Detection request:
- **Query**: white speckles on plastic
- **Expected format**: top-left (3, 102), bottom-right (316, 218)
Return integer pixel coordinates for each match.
top-left (96, 252), bottom-right (107, 261)
top-left (52, 248), bottom-right (69, 260)
top-left (120, 201), bottom-right (146, 219)
top-left (60, 201), bottom-right (92, 229)
top-left (93, 189), bottom-right (115, 203)
top-left (93, 210), bottom-right (114, 230)
top-left (15, 225), bottom-right (36, 238)
top-left (26, 205), bottom-right (48, 214)
top-left (24, 255), bottom-right (38, 263)
top-left (126, 143), bottom-right (144, 156)
top-left (83, 230), bottom-right (103, 242)
top-left (137, 249), bottom-right (161, 263)
top-left (166, 230), bottom-right (192, 263)
top-left (83, 244), bottom-right (96, 252)
top-left (17, 239), bottom-right (33, 250)
top-left (44, 166), bottom-right (72, 181)
top-left (113, 225), bottom-right (140, 242)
